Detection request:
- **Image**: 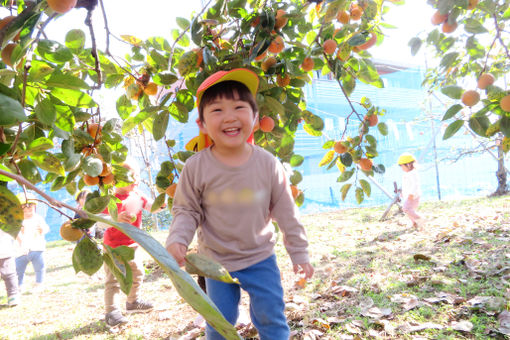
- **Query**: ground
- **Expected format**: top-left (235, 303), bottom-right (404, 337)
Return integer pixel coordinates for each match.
top-left (1, 196), bottom-right (510, 339)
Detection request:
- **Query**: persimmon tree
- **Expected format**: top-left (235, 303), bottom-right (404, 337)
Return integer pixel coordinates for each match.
top-left (409, 0), bottom-right (510, 195)
top-left (0, 0), bottom-right (400, 337)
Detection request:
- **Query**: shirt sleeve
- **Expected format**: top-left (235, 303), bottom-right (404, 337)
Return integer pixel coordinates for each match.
top-left (269, 160), bottom-right (310, 265)
top-left (166, 160), bottom-right (202, 249)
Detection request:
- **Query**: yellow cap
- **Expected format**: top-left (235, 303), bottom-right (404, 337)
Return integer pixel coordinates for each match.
top-left (16, 192), bottom-right (36, 205)
top-left (398, 153), bottom-right (416, 165)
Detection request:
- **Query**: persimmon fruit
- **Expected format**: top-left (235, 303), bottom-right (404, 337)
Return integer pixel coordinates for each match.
top-left (274, 9), bottom-right (288, 30)
top-left (301, 57), bottom-right (314, 72)
top-left (47, 0), bottom-right (77, 14)
top-left (259, 116), bottom-right (275, 132)
top-left (277, 73), bottom-right (290, 87)
top-left (500, 95), bottom-right (510, 112)
top-left (334, 141), bottom-right (348, 154)
top-left (461, 90), bottom-right (480, 107)
top-left (323, 39), bottom-right (337, 55)
top-left (268, 36), bottom-right (284, 54)
top-left (261, 56), bottom-right (277, 72)
top-left (60, 221), bottom-right (83, 242)
top-left (337, 10), bottom-right (350, 24)
top-left (83, 174), bottom-right (99, 186)
top-left (477, 73), bottom-right (495, 89)
top-left (431, 10), bottom-right (448, 25)
top-left (359, 158), bottom-right (373, 171)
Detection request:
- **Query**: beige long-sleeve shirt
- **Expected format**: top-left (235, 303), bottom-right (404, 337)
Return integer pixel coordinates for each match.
top-left (166, 145), bottom-right (310, 272)
top-left (402, 168), bottom-right (421, 200)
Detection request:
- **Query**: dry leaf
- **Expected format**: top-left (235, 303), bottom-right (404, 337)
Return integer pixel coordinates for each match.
top-left (409, 322), bottom-right (444, 332)
top-left (413, 254), bottom-right (431, 261)
top-left (450, 320), bottom-right (473, 332)
top-left (295, 277), bottom-right (307, 289)
top-left (331, 285), bottom-right (358, 296)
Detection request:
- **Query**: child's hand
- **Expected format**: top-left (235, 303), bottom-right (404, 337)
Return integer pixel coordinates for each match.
top-left (118, 211), bottom-right (136, 223)
top-left (166, 242), bottom-right (187, 267)
top-left (293, 262), bottom-right (314, 280)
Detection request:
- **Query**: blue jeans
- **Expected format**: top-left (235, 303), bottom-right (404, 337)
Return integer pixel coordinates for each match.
top-left (15, 251), bottom-right (45, 286)
top-left (205, 254), bottom-right (289, 340)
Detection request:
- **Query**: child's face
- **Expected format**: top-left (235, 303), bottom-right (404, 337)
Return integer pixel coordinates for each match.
top-left (22, 203), bottom-right (36, 218)
top-left (400, 163), bottom-right (412, 172)
top-left (199, 92), bottom-right (257, 152)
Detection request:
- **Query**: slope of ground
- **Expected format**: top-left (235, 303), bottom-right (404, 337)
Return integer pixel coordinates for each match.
top-left (1, 196), bottom-right (509, 339)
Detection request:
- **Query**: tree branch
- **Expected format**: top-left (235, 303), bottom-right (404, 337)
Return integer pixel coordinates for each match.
top-left (0, 169), bottom-right (87, 218)
top-left (85, 7), bottom-right (102, 89)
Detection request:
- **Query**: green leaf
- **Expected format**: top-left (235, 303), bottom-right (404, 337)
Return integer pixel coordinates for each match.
top-left (176, 17), bottom-right (190, 30)
top-left (355, 187), bottom-right (364, 204)
top-left (116, 95), bottom-right (135, 119)
top-left (153, 111), bottom-right (169, 141)
top-left (83, 155), bottom-right (103, 177)
top-left (337, 169), bottom-right (354, 182)
top-left (290, 170), bottom-right (302, 185)
top-left (36, 39), bottom-right (73, 63)
top-left (442, 104), bottom-right (462, 121)
top-left (377, 122), bottom-right (388, 136)
top-left (72, 237), bottom-right (103, 276)
top-left (441, 85), bottom-right (463, 99)
top-left (342, 73), bottom-right (356, 97)
top-left (303, 123), bottom-right (322, 136)
top-left (0, 93), bottom-right (26, 126)
top-left (0, 186), bottom-right (23, 238)
top-left (340, 183), bottom-right (351, 201)
top-left (28, 137), bottom-right (53, 154)
top-left (263, 96), bottom-right (286, 116)
top-left (340, 152), bottom-right (353, 167)
top-left (53, 104), bottom-right (76, 133)
top-left (151, 193), bottom-right (166, 213)
top-left (468, 116), bottom-right (490, 137)
top-left (35, 98), bottom-right (56, 125)
top-left (503, 6), bottom-right (510, 19)
top-left (31, 152), bottom-right (65, 176)
top-left (50, 176), bottom-right (66, 191)
top-left (84, 193), bottom-right (110, 214)
top-left (122, 109), bottom-right (157, 135)
top-left (439, 52), bottom-right (459, 69)
top-left (153, 72), bottom-right (178, 86)
top-left (46, 72), bottom-right (90, 90)
top-left (0, 164), bottom-right (14, 182)
top-left (408, 37), bottom-right (422, 56)
top-left (51, 88), bottom-right (96, 108)
top-left (185, 253), bottom-right (239, 284)
top-left (464, 18), bottom-right (488, 34)
top-left (500, 115), bottom-right (510, 138)
top-left (290, 154), bottom-right (304, 167)
top-left (359, 179), bottom-right (371, 197)
top-left (443, 120), bottom-right (464, 140)
top-left (65, 29), bottom-right (86, 51)
top-left (103, 245), bottom-right (133, 295)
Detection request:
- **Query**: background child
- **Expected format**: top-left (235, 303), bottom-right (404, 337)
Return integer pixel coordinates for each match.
top-left (15, 192), bottom-right (49, 292)
top-left (398, 153), bottom-right (424, 228)
top-left (102, 158), bottom-right (159, 327)
top-left (166, 68), bottom-right (314, 340)
top-left (0, 229), bottom-right (19, 306)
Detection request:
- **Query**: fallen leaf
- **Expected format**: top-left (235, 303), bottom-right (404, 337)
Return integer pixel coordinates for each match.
top-left (331, 285), bottom-right (358, 297)
top-left (450, 320), bottom-right (473, 332)
top-left (409, 322), bottom-right (444, 332)
top-left (413, 254), bottom-right (431, 261)
top-left (360, 306), bottom-right (392, 320)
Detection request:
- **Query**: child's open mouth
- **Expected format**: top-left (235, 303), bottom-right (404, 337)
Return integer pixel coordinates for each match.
top-left (223, 127), bottom-right (241, 136)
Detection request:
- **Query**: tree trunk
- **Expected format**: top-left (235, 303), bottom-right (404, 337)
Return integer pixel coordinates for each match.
top-left (493, 142), bottom-right (508, 196)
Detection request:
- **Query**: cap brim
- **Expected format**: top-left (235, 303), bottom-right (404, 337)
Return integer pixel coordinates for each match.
top-left (196, 68), bottom-right (259, 107)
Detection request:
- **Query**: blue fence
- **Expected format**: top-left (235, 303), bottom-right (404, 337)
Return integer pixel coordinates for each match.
top-left (10, 65), bottom-right (504, 241)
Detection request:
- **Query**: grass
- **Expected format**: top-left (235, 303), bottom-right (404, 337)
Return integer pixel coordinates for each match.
top-left (1, 195), bottom-right (510, 339)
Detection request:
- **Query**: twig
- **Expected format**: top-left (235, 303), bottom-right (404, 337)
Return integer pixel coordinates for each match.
top-left (167, 0), bottom-right (213, 71)
top-left (493, 13), bottom-right (510, 61)
top-left (98, 0), bottom-right (111, 55)
top-left (85, 8), bottom-right (102, 89)
top-left (0, 169), bottom-right (87, 218)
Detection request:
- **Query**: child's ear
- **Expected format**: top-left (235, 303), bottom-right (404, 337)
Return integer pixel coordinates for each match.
top-left (197, 119), bottom-right (208, 134)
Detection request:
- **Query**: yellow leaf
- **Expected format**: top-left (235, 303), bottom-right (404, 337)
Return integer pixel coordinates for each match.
top-left (319, 150), bottom-right (335, 167)
top-left (120, 35), bottom-right (142, 46)
top-left (336, 158), bottom-right (345, 173)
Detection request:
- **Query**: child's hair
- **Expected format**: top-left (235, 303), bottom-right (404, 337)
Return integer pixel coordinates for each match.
top-left (198, 80), bottom-right (258, 122)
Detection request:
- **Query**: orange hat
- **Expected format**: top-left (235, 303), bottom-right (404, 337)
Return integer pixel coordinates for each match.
top-left (196, 68), bottom-right (259, 108)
